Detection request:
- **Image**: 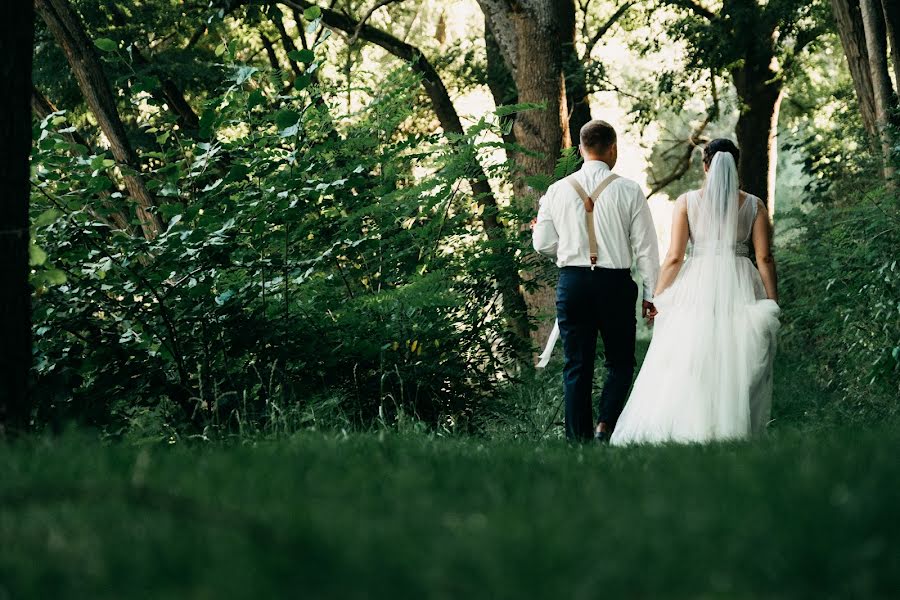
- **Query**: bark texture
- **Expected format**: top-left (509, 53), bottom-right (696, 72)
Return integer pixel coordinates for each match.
top-left (508, 5), bottom-right (570, 186)
top-left (478, 0), bottom-right (571, 352)
top-left (558, 0), bottom-right (591, 146)
top-left (732, 60), bottom-right (784, 214)
top-left (0, 0), bottom-right (34, 435)
top-left (723, 0), bottom-right (784, 213)
top-left (36, 0), bottom-right (162, 239)
top-left (860, 0), bottom-right (897, 183)
top-left (830, 0), bottom-right (879, 136)
top-left (881, 0), bottom-right (900, 95)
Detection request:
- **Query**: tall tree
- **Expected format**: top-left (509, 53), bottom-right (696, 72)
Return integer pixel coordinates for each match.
top-left (859, 0), bottom-right (897, 183)
top-left (0, 0), bottom-right (35, 435)
top-left (477, 0), bottom-right (571, 191)
top-left (36, 0), bottom-right (162, 239)
top-left (476, 0), bottom-right (574, 349)
top-left (830, 0), bottom-right (879, 137)
top-left (660, 0), bottom-right (828, 214)
top-left (881, 0), bottom-right (900, 90)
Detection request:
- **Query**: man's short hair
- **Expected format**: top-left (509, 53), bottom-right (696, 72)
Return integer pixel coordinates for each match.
top-left (579, 120), bottom-right (617, 153)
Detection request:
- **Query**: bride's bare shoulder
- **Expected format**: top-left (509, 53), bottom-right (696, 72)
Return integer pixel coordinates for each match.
top-left (676, 189), bottom-right (700, 205)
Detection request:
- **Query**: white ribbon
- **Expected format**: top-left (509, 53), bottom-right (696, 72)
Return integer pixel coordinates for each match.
top-left (536, 319), bottom-right (560, 368)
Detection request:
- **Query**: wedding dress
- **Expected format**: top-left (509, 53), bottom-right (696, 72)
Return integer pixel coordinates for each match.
top-left (611, 153), bottom-right (780, 445)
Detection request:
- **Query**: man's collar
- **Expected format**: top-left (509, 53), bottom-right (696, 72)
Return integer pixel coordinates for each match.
top-left (582, 160), bottom-right (611, 171)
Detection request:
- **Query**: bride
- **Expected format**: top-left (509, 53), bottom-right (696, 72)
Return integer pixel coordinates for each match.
top-left (611, 139), bottom-right (781, 445)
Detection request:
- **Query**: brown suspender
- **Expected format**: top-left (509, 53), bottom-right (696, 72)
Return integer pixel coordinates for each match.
top-left (565, 173), bottom-right (620, 268)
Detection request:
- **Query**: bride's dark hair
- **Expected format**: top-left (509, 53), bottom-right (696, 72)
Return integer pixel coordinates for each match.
top-left (703, 138), bottom-right (740, 167)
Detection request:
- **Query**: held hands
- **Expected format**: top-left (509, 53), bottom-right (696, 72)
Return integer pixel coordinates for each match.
top-left (529, 217), bottom-right (537, 231)
top-left (642, 300), bottom-right (658, 326)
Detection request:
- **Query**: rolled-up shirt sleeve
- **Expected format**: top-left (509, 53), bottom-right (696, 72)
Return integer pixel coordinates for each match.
top-left (532, 192), bottom-right (559, 259)
top-left (630, 189), bottom-right (660, 301)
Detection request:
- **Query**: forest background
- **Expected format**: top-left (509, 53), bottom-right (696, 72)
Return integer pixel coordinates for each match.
top-left (1, 0), bottom-right (897, 440)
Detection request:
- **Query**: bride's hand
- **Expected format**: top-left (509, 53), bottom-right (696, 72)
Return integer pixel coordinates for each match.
top-left (642, 301), bottom-right (657, 326)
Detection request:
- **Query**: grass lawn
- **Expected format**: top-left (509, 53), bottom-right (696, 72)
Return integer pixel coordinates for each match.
top-left (1, 425), bottom-right (898, 599)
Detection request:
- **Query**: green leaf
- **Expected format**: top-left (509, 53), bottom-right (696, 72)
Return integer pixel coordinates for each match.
top-left (43, 269), bottom-right (67, 286)
top-left (293, 75), bottom-right (311, 91)
top-left (94, 38), bottom-right (118, 52)
top-left (523, 174), bottom-right (553, 193)
top-left (29, 242), bottom-right (47, 267)
top-left (202, 179), bottom-right (223, 192)
top-left (275, 109), bottom-right (301, 130)
top-left (34, 208), bottom-right (61, 228)
top-left (224, 164), bottom-right (251, 183)
top-left (234, 65), bottom-right (258, 85)
top-left (247, 89), bottom-right (266, 111)
top-left (303, 6), bottom-right (322, 20)
top-left (133, 75), bottom-right (161, 93)
top-left (199, 108), bottom-right (217, 140)
top-left (288, 49), bottom-right (315, 64)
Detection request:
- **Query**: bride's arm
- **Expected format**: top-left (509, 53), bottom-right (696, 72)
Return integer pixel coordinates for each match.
top-left (654, 195), bottom-right (690, 297)
top-left (752, 199), bottom-right (779, 303)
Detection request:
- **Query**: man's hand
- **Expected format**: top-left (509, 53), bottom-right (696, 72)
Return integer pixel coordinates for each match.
top-left (642, 300), bottom-right (657, 325)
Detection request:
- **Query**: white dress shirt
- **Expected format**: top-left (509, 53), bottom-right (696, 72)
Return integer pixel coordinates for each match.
top-left (532, 160), bottom-right (660, 301)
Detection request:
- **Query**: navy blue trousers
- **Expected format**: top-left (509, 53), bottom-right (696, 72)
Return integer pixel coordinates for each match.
top-left (556, 267), bottom-right (638, 441)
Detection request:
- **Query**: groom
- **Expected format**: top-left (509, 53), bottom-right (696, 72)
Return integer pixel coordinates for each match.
top-left (532, 120), bottom-right (660, 442)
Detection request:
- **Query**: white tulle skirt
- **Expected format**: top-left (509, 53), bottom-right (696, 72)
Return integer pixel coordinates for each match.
top-left (611, 256), bottom-right (781, 446)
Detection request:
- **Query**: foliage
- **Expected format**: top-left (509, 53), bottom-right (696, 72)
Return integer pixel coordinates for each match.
top-left (29, 23), bottom-right (528, 435)
top-left (775, 142), bottom-right (899, 425)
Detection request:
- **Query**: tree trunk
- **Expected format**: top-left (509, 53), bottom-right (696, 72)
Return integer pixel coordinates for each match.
top-left (831, 0), bottom-right (880, 137)
top-left (478, 0), bottom-right (572, 354)
top-left (733, 85), bottom-right (784, 215)
top-left (557, 0), bottom-right (591, 146)
top-left (509, 6), bottom-right (570, 188)
top-left (881, 0), bottom-right (900, 97)
top-left (510, 3), bottom-right (569, 352)
top-left (36, 0), bottom-right (162, 239)
top-left (732, 42), bottom-right (784, 215)
top-left (0, 0), bottom-right (34, 435)
top-left (477, 0), bottom-right (570, 189)
top-left (860, 0), bottom-right (897, 183)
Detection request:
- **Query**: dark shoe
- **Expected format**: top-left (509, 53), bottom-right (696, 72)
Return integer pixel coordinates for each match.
top-left (594, 430), bottom-right (610, 444)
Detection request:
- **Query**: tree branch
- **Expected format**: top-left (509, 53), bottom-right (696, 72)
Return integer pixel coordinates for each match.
top-left (663, 0), bottom-right (715, 21)
top-left (648, 73), bottom-right (718, 197)
top-left (348, 0), bottom-right (404, 46)
top-left (272, 13), bottom-right (304, 77)
top-left (646, 119), bottom-right (707, 198)
top-left (583, 1), bottom-right (634, 58)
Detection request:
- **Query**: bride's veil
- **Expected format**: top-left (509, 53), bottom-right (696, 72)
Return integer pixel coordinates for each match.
top-left (693, 151), bottom-right (741, 313)
top-left (683, 150), bottom-right (756, 435)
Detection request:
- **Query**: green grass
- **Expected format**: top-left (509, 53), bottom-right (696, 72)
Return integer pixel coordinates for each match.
top-left (2, 426), bottom-right (899, 599)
